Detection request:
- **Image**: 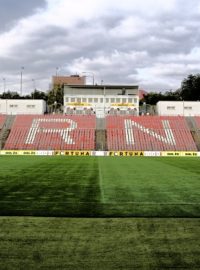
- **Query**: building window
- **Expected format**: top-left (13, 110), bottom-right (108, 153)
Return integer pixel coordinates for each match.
top-left (94, 98), bottom-right (98, 103)
top-left (111, 98), bottom-right (115, 103)
top-left (184, 106), bottom-right (192, 110)
top-left (134, 98), bottom-right (137, 103)
top-left (27, 105), bottom-right (35, 108)
top-left (77, 98), bottom-right (81, 102)
top-left (82, 98), bottom-right (86, 102)
top-left (167, 106), bottom-right (175, 110)
top-left (9, 104), bottom-right (18, 108)
top-left (100, 98), bottom-right (103, 103)
top-left (122, 98), bottom-right (126, 103)
top-left (65, 97), bottom-right (69, 102)
top-left (88, 98), bottom-right (93, 103)
top-left (128, 98), bottom-right (132, 103)
top-left (71, 98), bottom-right (75, 102)
top-left (116, 98), bottom-right (120, 103)
top-left (106, 98), bottom-right (109, 103)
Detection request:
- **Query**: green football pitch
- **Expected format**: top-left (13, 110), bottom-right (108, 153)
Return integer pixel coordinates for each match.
top-left (0, 156), bottom-right (200, 217)
top-left (0, 156), bottom-right (200, 269)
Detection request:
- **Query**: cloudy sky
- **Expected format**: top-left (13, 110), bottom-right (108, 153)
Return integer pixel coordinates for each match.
top-left (0, 0), bottom-right (200, 94)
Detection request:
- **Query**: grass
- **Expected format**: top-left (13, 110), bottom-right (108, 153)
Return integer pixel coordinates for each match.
top-left (0, 217), bottom-right (200, 269)
top-left (0, 156), bottom-right (200, 269)
top-left (0, 156), bottom-right (199, 217)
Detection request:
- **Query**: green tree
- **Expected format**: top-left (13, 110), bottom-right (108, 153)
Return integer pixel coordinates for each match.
top-left (142, 92), bottom-right (165, 105)
top-left (141, 89), bottom-right (181, 105)
top-left (31, 90), bottom-right (47, 100)
top-left (47, 86), bottom-right (63, 106)
top-left (46, 85), bottom-right (63, 113)
top-left (0, 91), bottom-right (21, 99)
top-left (180, 74), bottom-right (200, 100)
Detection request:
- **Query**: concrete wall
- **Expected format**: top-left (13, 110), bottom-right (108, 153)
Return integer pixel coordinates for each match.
top-left (0, 99), bottom-right (46, 115)
top-left (156, 101), bottom-right (200, 116)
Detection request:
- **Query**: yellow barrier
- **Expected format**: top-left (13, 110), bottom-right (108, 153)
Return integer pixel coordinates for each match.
top-left (108, 151), bottom-right (144, 157)
top-left (66, 102), bottom-right (91, 106)
top-left (0, 150), bottom-right (198, 157)
top-left (181, 152), bottom-right (198, 156)
top-left (54, 151), bottom-right (91, 156)
top-left (0, 150), bottom-right (36, 155)
top-left (161, 151), bottom-right (198, 157)
top-left (111, 103), bottom-right (135, 107)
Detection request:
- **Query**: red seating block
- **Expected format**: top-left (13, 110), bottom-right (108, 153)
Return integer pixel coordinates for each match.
top-left (4, 114), bottom-right (96, 150)
top-left (106, 115), bottom-right (197, 151)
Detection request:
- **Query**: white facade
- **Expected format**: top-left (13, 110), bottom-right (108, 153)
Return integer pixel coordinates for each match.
top-left (0, 99), bottom-right (46, 115)
top-left (64, 85), bottom-right (139, 117)
top-left (157, 101), bottom-right (200, 116)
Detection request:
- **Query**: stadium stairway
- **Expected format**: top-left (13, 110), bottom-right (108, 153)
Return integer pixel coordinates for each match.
top-left (0, 115), bottom-right (6, 129)
top-left (95, 118), bottom-right (107, 150)
top-left (192, 116), bottom-right (200, 150)
top-left (95, 130), bottom-right (107, 150)
top-left (0, 115), bottom-right (15, 149)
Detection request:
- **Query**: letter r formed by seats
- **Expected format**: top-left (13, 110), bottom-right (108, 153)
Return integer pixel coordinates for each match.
top-left (25, 118), bottom-right (77, 145)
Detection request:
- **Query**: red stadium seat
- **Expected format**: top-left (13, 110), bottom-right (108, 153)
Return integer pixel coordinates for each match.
top-left (106, 115), bottom-right (197, 151)
top-left (4, 114), bottom-right (96, 150)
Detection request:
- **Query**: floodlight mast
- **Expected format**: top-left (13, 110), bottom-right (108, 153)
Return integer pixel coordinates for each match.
top-left (20, 66), bottom-right (24, 96)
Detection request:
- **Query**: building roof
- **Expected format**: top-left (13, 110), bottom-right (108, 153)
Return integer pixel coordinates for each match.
top-left (64, 84), bottom-right (138, 89)
top-left (139, 89), bottom-right (148, 100)
top-left (53, 75), bottom-right (85, 86)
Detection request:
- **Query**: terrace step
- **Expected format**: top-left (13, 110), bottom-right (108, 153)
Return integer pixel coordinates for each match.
top-left (95, 130), bottom-right (107, 151)
top-left (0, 115), bottom-right (15, 149)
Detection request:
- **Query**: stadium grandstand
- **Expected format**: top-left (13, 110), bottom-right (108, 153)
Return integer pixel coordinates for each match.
top-left (0, 115), bottom-right (200, 152)
top-left (0, 85), bottom-right (200, 152)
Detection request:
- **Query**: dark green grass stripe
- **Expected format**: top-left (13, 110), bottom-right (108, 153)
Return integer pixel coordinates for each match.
top-left (0, 217), bottom-right (200, 269)
top-left (0, 156), bottom-right (199, 217)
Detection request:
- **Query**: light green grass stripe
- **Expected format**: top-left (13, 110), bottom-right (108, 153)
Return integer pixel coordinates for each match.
top-left (98, 158), bottom-right (105, 203)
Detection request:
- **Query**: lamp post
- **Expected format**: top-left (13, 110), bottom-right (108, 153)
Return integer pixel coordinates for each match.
top-left (56, 67), bottom-right (59, 76)
top-left (82, 72), bottom-right (94, 85)
top-left (32, 79), bottom-right (36, 99)
top-left (32, 79), bottom-right (36, 91)
top-left (3, 78), bottom-right (6, 93)
top-left (20, 66), bottom-right (24, 96)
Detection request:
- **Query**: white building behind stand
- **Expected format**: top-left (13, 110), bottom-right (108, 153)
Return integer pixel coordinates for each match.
top-left (63, 85), bottom-right (139, 117)
top-left (157, 101), bottom-right (200, 116)
top-left (0, 99), bottom-right (46, 115)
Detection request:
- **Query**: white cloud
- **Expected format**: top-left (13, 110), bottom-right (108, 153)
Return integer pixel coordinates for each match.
top-left (0, 0), bottom-right (200, 93)
top-left (109, 17), bottom-right (148, 38)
